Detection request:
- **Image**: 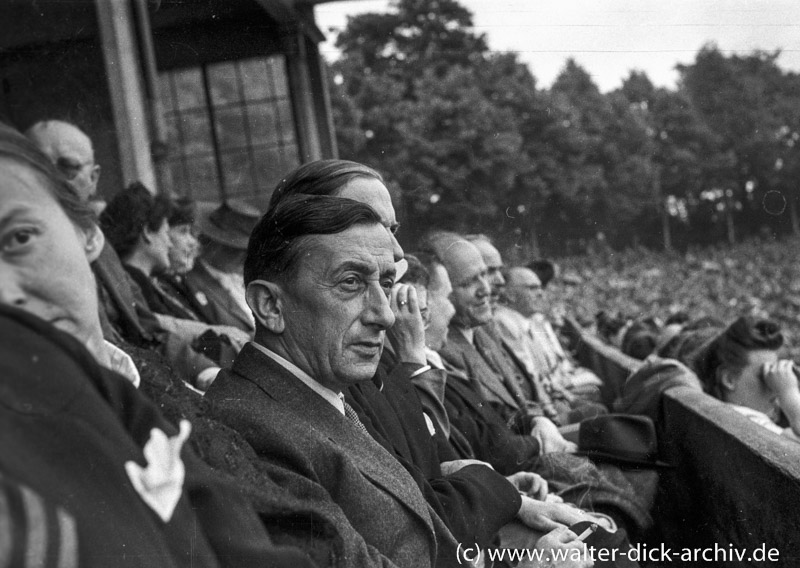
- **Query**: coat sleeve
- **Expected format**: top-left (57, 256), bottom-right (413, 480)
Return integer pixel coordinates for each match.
top-left (445, 381), bottom-right (541, 476)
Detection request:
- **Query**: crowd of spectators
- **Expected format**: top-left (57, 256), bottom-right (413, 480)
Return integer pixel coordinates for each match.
top-left (4, 117), bottom-right (799, 568)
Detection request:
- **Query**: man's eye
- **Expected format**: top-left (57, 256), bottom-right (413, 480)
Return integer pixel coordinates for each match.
top-left (340, 276), bottom-right (364, 291)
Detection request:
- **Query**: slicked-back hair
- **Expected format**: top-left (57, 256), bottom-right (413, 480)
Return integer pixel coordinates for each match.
top-left (268, 159), bottom-right (383, 210)
top-left (0, 122), bottom-right (95, 232)
top-left (244, 194), bottom-right (383, 286)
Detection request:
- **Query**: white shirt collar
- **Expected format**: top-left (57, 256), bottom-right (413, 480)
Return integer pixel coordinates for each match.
top-left (103, 340), bottom-right (141, 388)
top-left (249, 342), bottom-right (345, 415)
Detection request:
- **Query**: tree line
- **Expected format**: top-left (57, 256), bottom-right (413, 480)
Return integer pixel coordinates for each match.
top-left (327, 0), bottom-right (800, 258)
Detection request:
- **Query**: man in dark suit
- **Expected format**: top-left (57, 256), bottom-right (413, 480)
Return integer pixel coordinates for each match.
top-left (185, 201), bottom-right (261, 333)
top-left (206, 195), bottom-right (457, 568)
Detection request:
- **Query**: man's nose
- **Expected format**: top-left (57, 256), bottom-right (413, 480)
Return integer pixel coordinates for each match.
top-left (389, 231), bottom-right (404, 263)
top-left (476, 275), bottom-right (491, 297)
top-left (364, 284), bottom-right (395, 330)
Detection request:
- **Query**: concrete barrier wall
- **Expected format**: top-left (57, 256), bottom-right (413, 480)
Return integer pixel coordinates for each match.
top-left (568, 322), bottom-right (800, 567)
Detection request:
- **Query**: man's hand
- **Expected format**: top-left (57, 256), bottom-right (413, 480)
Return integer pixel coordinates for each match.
top-left (506, 471), bottom-right (548, 501)
top-left (516, 495), bottom-right (595, 532)
top-left (440, 459), bottom-right (493, 476)
top-left (386, 284), bottom-right (427, 365)
top-left (535, 526), bottom-right (594, 568)
top-left (531, 417), bottom-right (578, 454)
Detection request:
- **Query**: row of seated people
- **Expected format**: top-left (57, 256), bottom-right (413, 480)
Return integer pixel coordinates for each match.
top-left (2, 119), bottom-right (663, 567)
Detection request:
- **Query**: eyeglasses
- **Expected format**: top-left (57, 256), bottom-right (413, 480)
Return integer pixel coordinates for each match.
top-left (55, 157), bottom-right (94, 181)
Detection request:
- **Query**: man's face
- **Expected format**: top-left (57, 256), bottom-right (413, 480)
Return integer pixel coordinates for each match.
top-left (443, 241), bottom-right (492, 329)
top-left (279, 223), bottom-right (396, 391)
top-left (471, 239), bottom-right (505, 312)
top-left (34, 125), bottom-right (100, 202)
top-left (337, 177), bottom-right (403, 262)
top-left (425, 264), bottom-right (456, 351)
top-left (505, 268), bottom-right (544, 318)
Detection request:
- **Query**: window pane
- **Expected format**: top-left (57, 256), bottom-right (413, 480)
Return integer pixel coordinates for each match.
top-left (165, 114), bottom-right (182, 149)
top-left (159, 74), bottom-right (176, 113)
top-left (254, 146), bottom-right (299, 194)
top-left (186, 155), bottom-right (221, 201)
top-left (277, 99), bottom-right (296, 143)
top-left (180, 111), bottom-right (214, 156)
top-left (268, 56), bottom-right (289, 98)
top-left (248, 102), bottom-right (279, 146)
top-left (239, 58), bottom-right (272, 101)
top-left (220, 150), bottom-right (255, 198)
top-left (208, 61), bottom-right (241, 106)
top-left (166, 159), bottom-right (187, 197)
top-left (214, 107), bottom-right (248, 150)
top-left (173, 68), bottom-right (206, 110)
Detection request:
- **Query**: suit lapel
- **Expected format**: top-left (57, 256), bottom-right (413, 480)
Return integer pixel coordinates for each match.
top-left (232, 345), bottom-right (435, 535)
top-left (446, 328), bottom-right (520, 410)
top-left (188, 263), bottom-right (253, 331)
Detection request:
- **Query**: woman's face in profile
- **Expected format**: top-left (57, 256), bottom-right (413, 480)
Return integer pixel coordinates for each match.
top-left (0, 157), bottom-right (102, 345)
top-left (723, 349), bottom-right (780, 418)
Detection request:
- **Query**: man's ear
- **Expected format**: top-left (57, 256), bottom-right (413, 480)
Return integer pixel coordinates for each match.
top-left (247, 279), bottom-right (285, 334)
top-left (717, 366), bottom-right (737, 392)
top-left (83, 223), bottom-right (105, 263)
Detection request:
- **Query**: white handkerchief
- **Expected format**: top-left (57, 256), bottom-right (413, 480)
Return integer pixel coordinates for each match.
top-left (125, 420), bottom-right (191, 522)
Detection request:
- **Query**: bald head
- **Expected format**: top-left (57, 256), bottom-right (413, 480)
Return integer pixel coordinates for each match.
top-left (26, 120), bottom-right (100, 202)
top-left (426, 233), bottom-right (492, 329)
top-left (503, 266), bottom-right (544, 318)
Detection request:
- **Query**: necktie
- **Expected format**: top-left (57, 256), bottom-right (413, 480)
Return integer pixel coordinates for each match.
top-left (343, 400), bottom-right (371, 437)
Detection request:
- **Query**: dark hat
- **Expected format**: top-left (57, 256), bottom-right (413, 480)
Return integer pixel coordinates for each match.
top-left (577, 414), bottom-right (670, 469)
top-left (198, 200), bottom-right (261, 250)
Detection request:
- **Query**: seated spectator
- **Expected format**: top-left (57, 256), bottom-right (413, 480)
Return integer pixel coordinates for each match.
top-left (185, 201), bottom-right (260, 333)
top-left (263, 160), bottom-right (540, 554)
top-left (466, 235), bottom-right (604, 422)
top-left (100, 184), bottom-right (248, 386)
top-left (156, 197), bottom-right (210, 321)
top-left (206, 194), bottom-right (457, 567)
top-left (528, 259), bottom-right (558, 289)
top-left (682, 316), bottom-right (800, 440)
top-left (0, 123), bottom-right (323, 567)
top-left (26, 119), bottom-right (163, 349)
top-left (620, 317), bottom-right (661, 360)
top-left (497, 265), bottom-right (607, 417)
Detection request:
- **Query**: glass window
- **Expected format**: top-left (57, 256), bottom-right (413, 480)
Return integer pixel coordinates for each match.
top-left (159, 55), bottom-right (300, 201)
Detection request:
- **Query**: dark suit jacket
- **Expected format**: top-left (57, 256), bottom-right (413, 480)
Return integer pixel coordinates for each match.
top-left (184, 261), bottom-right (254, 332)
top-left (0, 305), bottom-right (315, 568)
top-left (439, 325), bottom-right (543, 434)
top-left (206, 344), bottom-right (455, 568)
top-left (442, 362), bottom-right (542, 476)
top-left (346, 352), bottom-right (522, 548)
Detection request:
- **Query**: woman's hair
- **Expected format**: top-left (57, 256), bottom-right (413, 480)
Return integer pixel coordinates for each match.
top-left (0, 122), bottom-right (95, 231)
top-left (267, 159), bottom-right (383, 210)
top-left (684, 316), bottom-right (784, 397)
top-left (100, 181), bottom-right (171, 260)
top-left (168, 197), bottom-right (196, 227)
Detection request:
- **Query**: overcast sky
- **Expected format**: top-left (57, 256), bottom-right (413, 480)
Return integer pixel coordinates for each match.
top-left (314, 0), bottom-right (800, 92)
